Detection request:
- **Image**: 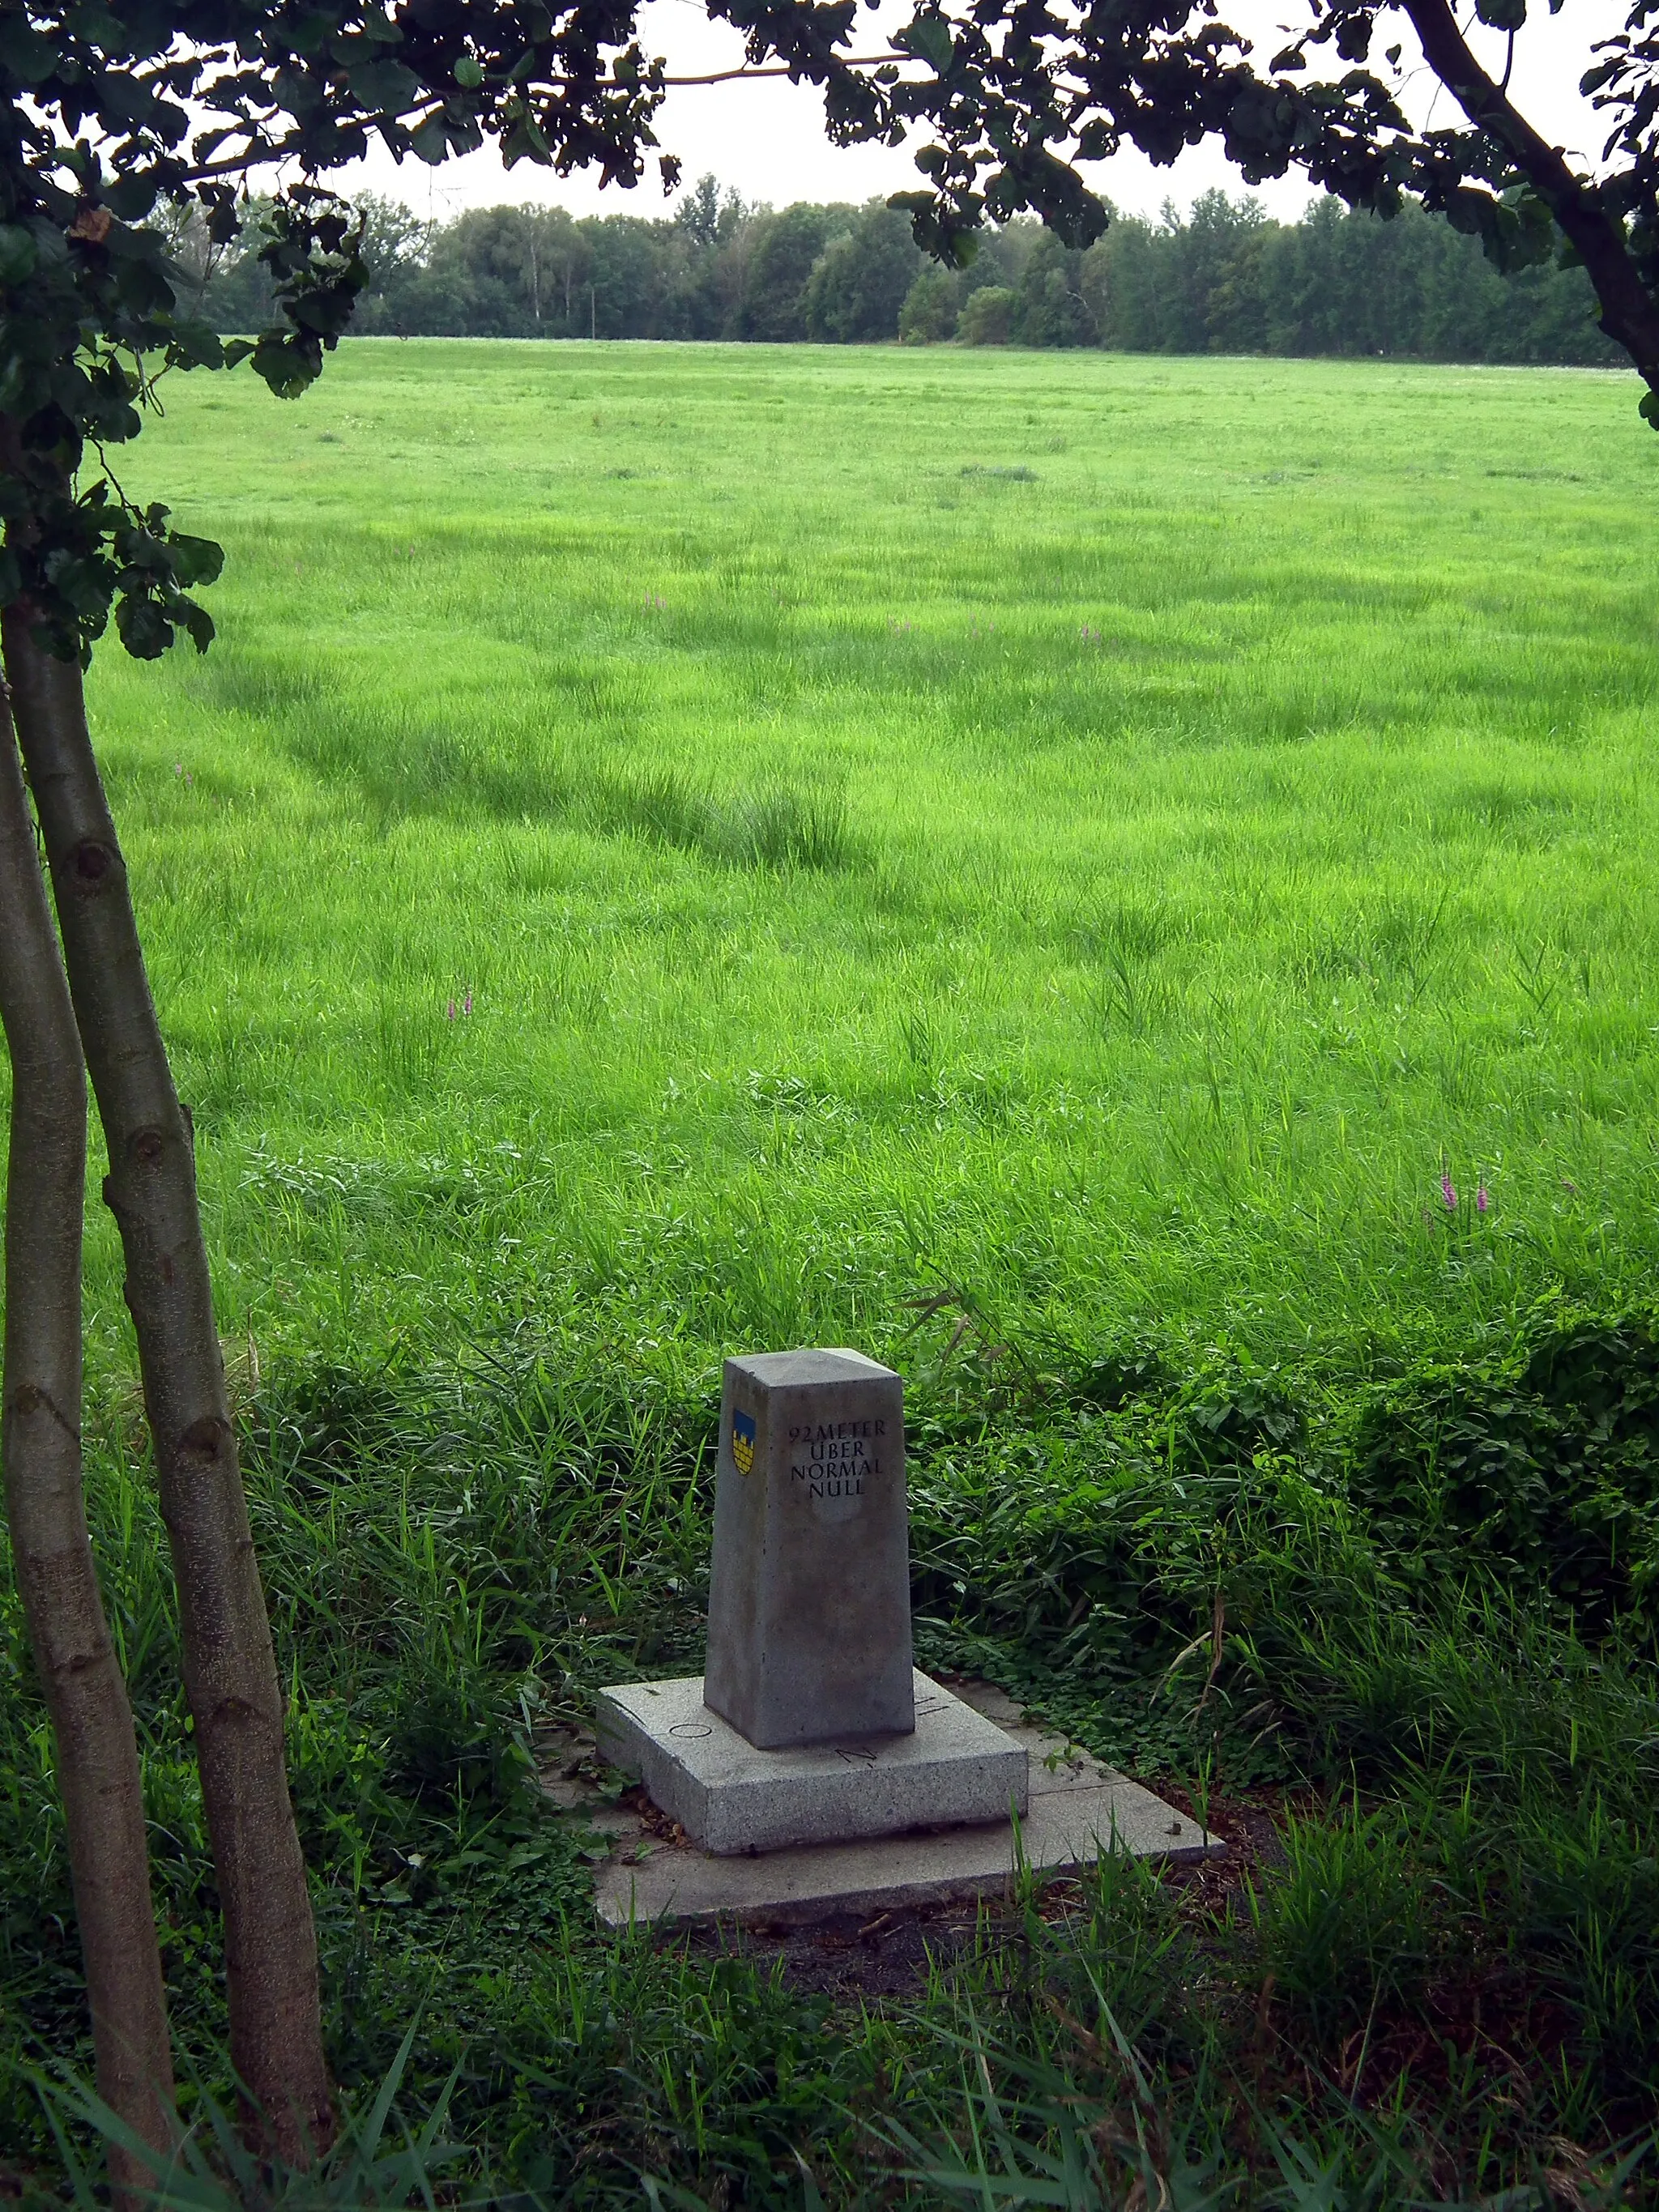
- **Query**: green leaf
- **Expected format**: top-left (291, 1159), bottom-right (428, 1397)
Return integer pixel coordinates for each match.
top-left (899, 14), bottom-right (955, 71)
top-left (249, 330), bottom-right (322, 399)
top-left (346, 59), bottom-right (420, 110)
top-left (0, 224), bottom-right (37, 286)
top-left (168, 533), bottom-right (225, 587)
top-left (0, 15), bottom-right (58, 82)
top-left (45, 552), bottom-right (115, 621)
top-left (115, 593), bottom-right (171, 658)
top-left (410, 113), bottom-right (452, 164)
top-left (288, 8), bottom-right (333, 53)
top-left (102, 173), bottom-right (159, 222)
top-left (69, 6), bottom-right (126, 43)
top-left (454, 53), bottom-right (483, 87)
top-left (166, 318), bottom-right (225, 369)
top-left (501, 112), bottom-right (551, 165)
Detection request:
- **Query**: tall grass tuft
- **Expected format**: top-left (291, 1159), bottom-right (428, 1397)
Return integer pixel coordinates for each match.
top-left (585, 765), bottom-right (855, 870)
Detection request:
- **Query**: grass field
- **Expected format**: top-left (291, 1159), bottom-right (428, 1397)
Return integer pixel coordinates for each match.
top-left (5, 341), bottom-right (1659, 2202)
top-left (84, 340), bottom-right (1659, 1384)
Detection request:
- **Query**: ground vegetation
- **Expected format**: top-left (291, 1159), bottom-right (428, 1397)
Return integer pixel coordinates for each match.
top-left (1, 343), bottom-right (1653, 2203)
top-left (8, 0), bottom-right (1659, 2180)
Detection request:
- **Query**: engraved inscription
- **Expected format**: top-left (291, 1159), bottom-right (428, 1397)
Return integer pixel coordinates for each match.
top-left (786, 1417), bottom-right (886, 1502)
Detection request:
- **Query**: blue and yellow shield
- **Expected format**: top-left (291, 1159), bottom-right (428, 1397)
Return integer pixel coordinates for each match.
top-left (731, 1408), bottom-right (756, 1477)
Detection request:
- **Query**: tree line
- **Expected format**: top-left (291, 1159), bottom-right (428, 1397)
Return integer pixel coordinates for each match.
top-left (187, 176), bottom-right (1619, 365)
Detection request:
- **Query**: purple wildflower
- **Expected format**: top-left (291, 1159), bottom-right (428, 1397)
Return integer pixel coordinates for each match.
top-left (1441, 1174), bottom-right (1457, 1210)
top-left (1476, 1183), bottom-right (1491, 1213)
top-left (446, 999), bottom-right (456, 1021)
top-left (463, 991), bottom-right (473, 1016)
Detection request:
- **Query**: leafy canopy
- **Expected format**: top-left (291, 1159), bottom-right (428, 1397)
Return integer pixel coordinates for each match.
top-left (4, 0), bottom-right (1659, 663)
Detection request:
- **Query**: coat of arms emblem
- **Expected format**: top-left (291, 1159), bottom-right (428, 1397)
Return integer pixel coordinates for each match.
top-left (731, 1408), bottom-right (756, 1477)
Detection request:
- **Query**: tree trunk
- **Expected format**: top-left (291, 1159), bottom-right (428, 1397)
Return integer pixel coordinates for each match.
top-left (0, 692), bottom-right (175, 2201)
top-left (2, 611), bottom-right (335, 2164)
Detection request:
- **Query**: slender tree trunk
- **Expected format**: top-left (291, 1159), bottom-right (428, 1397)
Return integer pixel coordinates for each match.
top-left (1, 610), bottom-right (334, 2164)
top-left (0, 693), bottom-right (175, 2202)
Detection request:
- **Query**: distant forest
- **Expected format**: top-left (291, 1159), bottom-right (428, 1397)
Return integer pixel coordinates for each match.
top-left (186, 176), bottom-right (1619, 364)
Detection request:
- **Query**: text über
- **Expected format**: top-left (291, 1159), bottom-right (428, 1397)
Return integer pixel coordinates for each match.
top-left (787, 1418), bottom-right (885, 1500)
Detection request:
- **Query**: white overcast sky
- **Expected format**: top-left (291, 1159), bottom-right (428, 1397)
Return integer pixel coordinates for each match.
top-left (335, 0), bottom-right (1626, 227)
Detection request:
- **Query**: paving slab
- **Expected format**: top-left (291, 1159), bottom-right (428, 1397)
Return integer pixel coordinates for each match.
top-left (593, 1768), bottom-right (1215, 1927)
top-left (585, 1680), bottom-right (1222, 1929)
top-left (596, 1669), bottom-right (1027, 1854)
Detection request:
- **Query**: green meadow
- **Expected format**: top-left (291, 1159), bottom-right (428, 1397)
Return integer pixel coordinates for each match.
top-left (6, 342), bottom-right (1659, 2201)
top-left (89, 340), bottom-right (1659, 1386)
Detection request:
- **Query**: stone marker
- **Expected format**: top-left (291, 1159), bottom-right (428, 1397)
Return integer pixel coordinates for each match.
top-left (596, 1345), bottom-right (1037, 1857)
top-left (703, 1348), bottom-right (912, 1749)
top-left (590, 1349), bottom-right (1222, 1912)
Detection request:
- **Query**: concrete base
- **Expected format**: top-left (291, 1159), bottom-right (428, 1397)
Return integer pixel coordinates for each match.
top-left (596, 1670), bottom-right (1027, 1855)
top-left (583, 1681), bottom-right (1223, 1929)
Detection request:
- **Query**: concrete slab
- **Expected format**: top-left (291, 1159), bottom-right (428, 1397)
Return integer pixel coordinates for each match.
top-left (586, 1679), bottom-right (1222, 1929)
top-left (595, 1670), bottom-right (1028, 1855)
top-left (593, 1767), bottom-right (1216, 1928)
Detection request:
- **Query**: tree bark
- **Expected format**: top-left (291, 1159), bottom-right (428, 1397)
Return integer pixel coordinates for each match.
top-left (1, 610), bottom-right (335, 2165)
top-left (0, 685), bottom-right (177, 2194)
top-left (0, 690), bottom-right (175, 2201)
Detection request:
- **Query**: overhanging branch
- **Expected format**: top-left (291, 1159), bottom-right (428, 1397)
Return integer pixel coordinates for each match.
top-left (1401, 0), bottom-right (1659, 386)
